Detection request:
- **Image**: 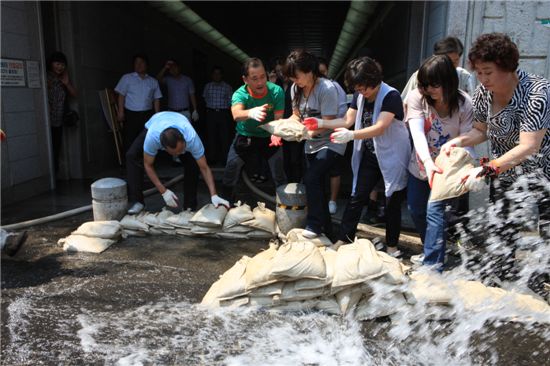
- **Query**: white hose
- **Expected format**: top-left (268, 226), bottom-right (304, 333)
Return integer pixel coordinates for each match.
top-left (1, 174), bottom-right (186, 231)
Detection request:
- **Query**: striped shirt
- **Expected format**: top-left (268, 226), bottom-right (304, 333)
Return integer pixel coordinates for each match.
top-left (203, 81), bottom-right (233, 109)
top-left (115, 72), bottom-right (162, 111)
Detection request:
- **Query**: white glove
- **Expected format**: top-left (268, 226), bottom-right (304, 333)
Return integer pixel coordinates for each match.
top-left (441, 138), bottom-right (461, 156)
top-left (248, 104), bottom-right (268, 122)
top-left (461, 167), bottom-right (487, 192)
top-left (162, 189), bottom-right (179, 207)
top-left (423, 159), bottom-right (443, 188)
top-left (330, 128), bottom-right (354, 144)
top-left (191, 110), bottom-right (199, 122)
top-left (211, 194), bottom-right (230, 208)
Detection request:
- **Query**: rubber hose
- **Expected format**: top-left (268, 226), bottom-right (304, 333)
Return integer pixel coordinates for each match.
top-left (241, 171), bottom-right (276, 204)
top-left (1, 174), bottom-right (186, 231)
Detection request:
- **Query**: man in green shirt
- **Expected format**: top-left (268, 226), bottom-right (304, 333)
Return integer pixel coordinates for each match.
top-left (221, 58), bottom-right (287, 199)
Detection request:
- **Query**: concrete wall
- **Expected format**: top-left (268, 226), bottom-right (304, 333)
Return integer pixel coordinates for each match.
top-left (1, 2), bottom-right (53, 205)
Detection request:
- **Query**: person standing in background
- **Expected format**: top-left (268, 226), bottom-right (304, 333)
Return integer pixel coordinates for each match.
top-left (115, 54), bottom-right (161, 153)
top-left (203, 66), bottom-right (234, 165)
top-left (46, 51), bottom-right (78, 173)
top-left (319, 57), bottom-right (349, 215)
top-left (157, 59), bottom-right (199, 124)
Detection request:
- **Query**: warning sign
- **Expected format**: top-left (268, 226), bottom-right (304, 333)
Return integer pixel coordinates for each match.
top-left (1, 59), bottom-right (26, 87)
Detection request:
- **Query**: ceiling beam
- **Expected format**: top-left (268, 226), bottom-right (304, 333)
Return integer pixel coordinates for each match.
top-left (149, 1), bottom-right (250, 63)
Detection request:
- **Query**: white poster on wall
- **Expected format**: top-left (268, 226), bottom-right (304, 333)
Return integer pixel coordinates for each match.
top-left (1, 59), bottom-right (26, 87)
top-left (26, 60), bottom-right (41, 88)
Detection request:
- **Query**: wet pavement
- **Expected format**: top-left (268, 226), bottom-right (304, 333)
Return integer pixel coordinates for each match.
top-left (2, 210), bottom-right (549, 365)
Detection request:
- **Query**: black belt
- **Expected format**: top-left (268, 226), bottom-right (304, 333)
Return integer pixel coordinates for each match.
top-left (207, 108), bottom-right (229, 112)
top-left (169, 108), bottom-right (189, 112)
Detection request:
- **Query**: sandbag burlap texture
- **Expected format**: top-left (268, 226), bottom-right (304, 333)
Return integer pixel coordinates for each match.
top-left (259, 118), bottom-right (308, 142)
top-left (430, 147), bottom-right (475, 202)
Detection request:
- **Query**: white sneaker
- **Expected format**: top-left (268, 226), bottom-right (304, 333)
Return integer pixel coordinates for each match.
top-left (410, 254), bottom-right (424, 265)
top-left (128, 202), bottom-right (144, 215)
top-left (328, 201), bottom-right (337, 215)
top-left (301, 229), bottom-right (318, 239)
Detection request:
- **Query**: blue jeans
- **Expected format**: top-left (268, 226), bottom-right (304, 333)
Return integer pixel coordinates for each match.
top-left (407, 174), bottom-right (431, 243)
top-left (423, 199), bottom-right (454, 271)
top-left (304, 148), bottom-right (339, 236)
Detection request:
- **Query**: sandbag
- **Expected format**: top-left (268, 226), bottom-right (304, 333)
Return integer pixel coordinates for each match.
top-left (201, 256), bottom-right (251, 306)
top-left (72, 220), bottom-right (122, 239)
top-left (190, 204), bottom-right (228, 228)
top-left (122, 229), bottom-right (147, 238)
top-left (319, 246), bottom-right (337, 285)
top-left (249, 282), bottom-right (284, 297)
top-left (285, 228), bottom-right (333, 247)
top-left (335, 286), bottom-right (363, 315)
top-left (259, 118), bottom-right (308, 142)
top-left (354, 291), bottom-right (409, 320)
top-left (314, 297), bottom-right (342, 315)
top-left (244, 243), bottom-right (279, 290)
top-left (280, 281), bottom-right (329, 302)
top-left (149, 227), bottom-right (164, 235)
top-left (142, 212), bottom-right (173, 229)
top-left (219, 296), bottom-right (250, 308)
top-left (164, 209), bottom-right (195, 229)
top-left (271, 241), bottom-right (327, 280)
top-left (59, 234), bottom-right (115, 253)
top-left (405, 271), bottom-right (452, 304)
top-left (223, 201), bottom-right (255, 229)
top-left (175, 228), bottom-right (193, 236)
top-left (120, 215), bottom-right (149, 232)
top-left (430, 147), bottom-right (475, 202)
top-left (270, 300), bottom-right (318, 312)
top-left (191, 225), bottom-right (220, 235)
top-left (247, 230), bottom-right (275, 239)
top-left (216, 232), bottom-right (249, 240)
top-left (331, 239), bottom-right (387, 289)
top-left (242, 202), bottom-right (276, 234)
top-left (377, 251), bottom-right (407, 285)
top-left (225, 225), bottom-right (253, 233)
top-left (248, 296), bottom-right (283, 308)
top-left (161, 229), bottom-right (176, 235)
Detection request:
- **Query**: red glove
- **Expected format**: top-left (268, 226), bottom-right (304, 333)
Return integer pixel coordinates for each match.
top-left (269, 135), bottom-right (283, 147)
top-left (303, 117), bottom-right (322, 131)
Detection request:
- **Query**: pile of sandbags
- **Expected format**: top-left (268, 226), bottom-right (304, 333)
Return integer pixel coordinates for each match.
top-left (201, 237), bottom-right (550, 322)
top-left (201, 237), bottom-right (409, 319)
top-left (118, 202), bottom-right (277, 240)
top-left (59, 220), bottom-right (122, 253)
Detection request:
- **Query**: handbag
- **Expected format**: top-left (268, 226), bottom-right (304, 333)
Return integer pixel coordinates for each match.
top-left (63, 109), bottom-right (79, 127)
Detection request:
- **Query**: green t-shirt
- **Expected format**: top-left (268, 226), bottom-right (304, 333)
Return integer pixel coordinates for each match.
top-left (232, 81), bottom-right (285, 137)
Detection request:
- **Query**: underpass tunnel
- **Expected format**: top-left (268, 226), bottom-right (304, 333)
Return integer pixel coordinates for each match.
top-left (2, 1), bottom-right (549, 205)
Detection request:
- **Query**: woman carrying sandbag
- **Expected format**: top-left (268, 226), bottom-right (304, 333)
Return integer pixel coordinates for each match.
top-left (304, 57), bottom-right (410, 256)
top-left (441, 33), bottom-right (550, 287)
top-left (277, 50), bottom-right (344, 239)
top-left (405, 54), bottom-right (474, 270)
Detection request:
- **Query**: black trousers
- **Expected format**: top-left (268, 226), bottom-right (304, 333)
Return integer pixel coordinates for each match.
top-left (339, 149), bottom-right (406, 246)
top-left (283, 140), bottom-right (305, 183)
top-left (123, 109), bottom-right (154, 154)
top-left (126, 129), bottom-right (200, 210)
top-left (206, 108), bottom-right (233, 164)
top-left (51, 126), bottom-right (63, 173)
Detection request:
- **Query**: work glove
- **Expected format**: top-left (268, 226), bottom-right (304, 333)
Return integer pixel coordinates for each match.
top-left (460, 158), bottom-right (499, 192)
top-left (330, 128), bottom-right (354, 144)
top-left (423, 159), bottom-right (443, 188)
top-left (162, 189), bottom-right (179, 208)
top-left (192, 110), bottom-right (199, 122)
top-left (269, 135), bottom-right (283, 147)
top-left (441, 138), bottom-right (461, 156)
top-left (211, 195), bottom-right (230, 209)
top-left (303, 117), bottom-right (323, 131)
top-left (248, 104), bottom-right (268, 122)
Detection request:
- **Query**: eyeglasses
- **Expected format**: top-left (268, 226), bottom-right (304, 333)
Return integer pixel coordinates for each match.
top-left (419, 82), bottom-right (441, 89)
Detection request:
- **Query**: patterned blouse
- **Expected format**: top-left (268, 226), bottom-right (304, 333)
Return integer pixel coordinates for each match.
top-left (47, 72), bottom-right (66, 127)
top-left (473, 69), bottom-right (550, 184)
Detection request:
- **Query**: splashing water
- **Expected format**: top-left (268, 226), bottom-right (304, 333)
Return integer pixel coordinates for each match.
top-left (2, 177), bottom-right (548, 365)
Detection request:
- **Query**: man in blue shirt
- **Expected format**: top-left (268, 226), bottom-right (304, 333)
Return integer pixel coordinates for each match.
top-left (126, 111), bottom-right (229, 214)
